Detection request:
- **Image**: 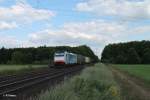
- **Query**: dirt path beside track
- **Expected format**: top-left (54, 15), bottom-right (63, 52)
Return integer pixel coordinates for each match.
top-left (110, 66), bottom-right (150, 100)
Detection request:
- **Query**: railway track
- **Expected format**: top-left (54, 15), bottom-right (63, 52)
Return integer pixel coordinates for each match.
top-left (0, 67), bottom-right (49, 82)
top-left (0, 68), bottom-right (55, 86)
top-left (0, 65), bottom-right (84, 98)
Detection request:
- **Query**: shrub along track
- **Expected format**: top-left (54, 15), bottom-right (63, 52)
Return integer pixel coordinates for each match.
top-left (109, 65), bottom-right (150, 100)
top-left (0, 65), bottom-right (84, 100)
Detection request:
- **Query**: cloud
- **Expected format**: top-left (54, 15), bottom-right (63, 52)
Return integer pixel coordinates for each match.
top-left (29, 21), bottom-right (147, 41)
top-left (27, 19), bottom-right (150, 56)
top-left (129, 25), bottom-right (150, 34)
top-left (28, 20), bottom-right (124, 46)
top-left (26, 20), bottom-right (127, 57)
top-left (0, 22), bottom-right (17, 30)
top-left (76, 0), bottom-right (150, 20)
top-left (0, 36), bottom-right (20, 48)
top-left (0, 1), bottom-right (55, 27)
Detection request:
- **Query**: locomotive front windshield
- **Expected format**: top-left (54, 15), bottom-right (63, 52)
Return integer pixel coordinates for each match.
top-left (55, 53), bottom-right (65, 57)
top-left (55, 54), bottom-right (64, 57)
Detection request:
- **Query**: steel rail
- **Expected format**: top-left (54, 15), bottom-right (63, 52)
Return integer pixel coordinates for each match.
top-left (0, 68), bottom-right (55, 85)
top-left (0, 66), bottom-right (83, 96)
top-left (0, 67), bottom-right (49, 82)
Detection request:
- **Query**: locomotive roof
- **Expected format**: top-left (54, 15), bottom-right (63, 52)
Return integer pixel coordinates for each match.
top-left (55, 51), bottom-right (76, 55)
top-left (55, 50), bottom-right (67, 53)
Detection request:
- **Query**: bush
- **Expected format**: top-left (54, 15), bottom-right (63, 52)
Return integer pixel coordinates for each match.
top-left (33, 63), bottom-right (121, 100)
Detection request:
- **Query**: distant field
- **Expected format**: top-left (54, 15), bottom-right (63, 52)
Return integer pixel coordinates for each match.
top-left (0, 65), bottom-right (47, 72)
top-left (113, 65), bottom-right (150, 84)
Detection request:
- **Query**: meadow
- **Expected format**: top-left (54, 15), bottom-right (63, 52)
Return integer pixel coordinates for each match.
top-left (0, 65), bottom-right (47, 75)
top-left (114, 65), bottom-right (150, 84)
top-left (33, 63), bottom-right (121, 100)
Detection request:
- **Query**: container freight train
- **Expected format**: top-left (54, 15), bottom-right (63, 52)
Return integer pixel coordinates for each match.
top-left (54, 51), bottom-right (90, 66)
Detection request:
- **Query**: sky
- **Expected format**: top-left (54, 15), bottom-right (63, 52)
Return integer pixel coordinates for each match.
top-left (0, 0), bottom-right (150, 57)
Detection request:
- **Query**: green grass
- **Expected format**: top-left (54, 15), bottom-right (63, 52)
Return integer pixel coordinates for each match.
top-left (0, 65), bottom-right (47, 75)
top-left (0, 65), bottom-right (46, 71)
top-left (113, 64), bottom-right (150, 84)
top-left (33, 63), bottom-right (121, 100)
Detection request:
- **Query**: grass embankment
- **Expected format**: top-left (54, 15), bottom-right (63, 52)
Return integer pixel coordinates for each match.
top-left (34, 63), bottom-right (121, 100)
top-left (114, 65), bottom-right (150, 85)
top-left (0, 65), bottom-right (47, 75)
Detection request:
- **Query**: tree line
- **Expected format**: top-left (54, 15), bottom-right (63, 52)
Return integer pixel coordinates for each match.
top-left (0, 45), bottom-right (98, 64)
top-left (101, 40), bottom-right (150, 64)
